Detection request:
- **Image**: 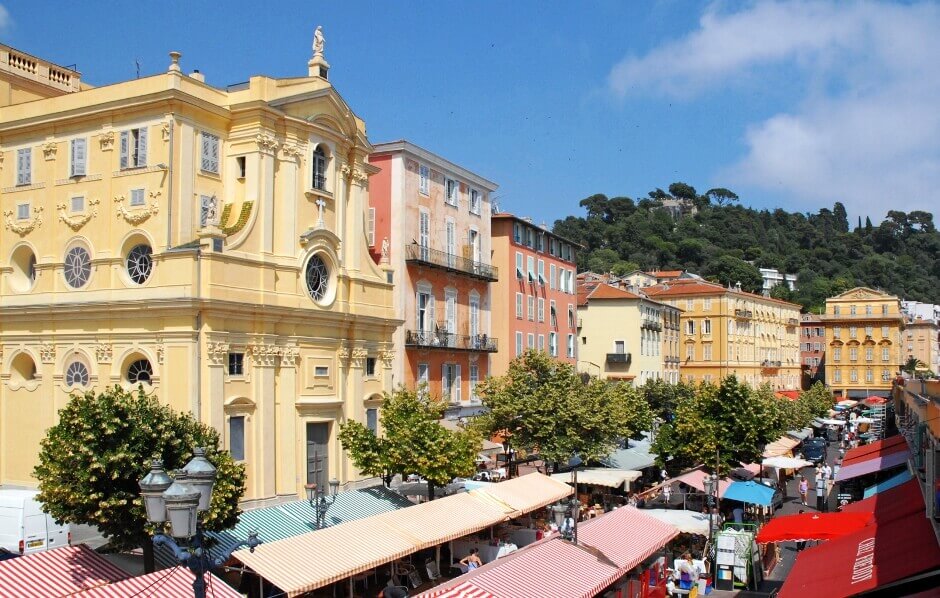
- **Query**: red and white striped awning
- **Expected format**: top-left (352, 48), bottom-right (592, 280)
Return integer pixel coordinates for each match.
top-left (68, 567), bottom-right (242, 598)
top-left (0, 545), bottom-right (129, 598)
top-left (419, 507), bottom-right (678, 598)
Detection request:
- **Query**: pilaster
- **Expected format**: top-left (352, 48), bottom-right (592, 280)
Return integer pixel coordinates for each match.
top-left (249, 341), bottom-right (279, 498)
top-left (276, 346), bottom-right (299, 495)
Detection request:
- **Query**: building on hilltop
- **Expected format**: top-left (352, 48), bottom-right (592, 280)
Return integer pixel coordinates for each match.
top-left (800, 313), bottom-right (826, 388)
top-left (820, 287), bottom-right (904, 399)
top-left (367, 141), bottom-right (497, 415)
top-left (0, 38), bottom-right (398, 505)
top-left (759, 267), bottom-right (798, 293)
top-left (644, 279), bottom-right (802, 389)
top-left (489, 214), bottom-right (579, 375)
top-left (576, 282), bottom-right (681, 384)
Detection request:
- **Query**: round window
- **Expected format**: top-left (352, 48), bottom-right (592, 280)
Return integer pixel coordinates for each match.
top-left (65, 361), bottom-right (89, 387)
top-left (127, 359), bottom-right (153, 385)
top-left (305, 254), bottom-right (329, 302)
top-left (64, 246), bottom-right (92, 288)
top-left (126, 244), bottom-right (153, 285)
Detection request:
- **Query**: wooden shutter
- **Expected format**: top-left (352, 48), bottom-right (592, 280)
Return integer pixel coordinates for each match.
top-left (210, 135), bottom-right (219, 172)
top-left (201, 133), bottom-right (211, 171)
top-left (17, 149), bottom-right (30, 185)
top-left (442, 364), bottom-right (449, 397)
top-left (454, 365), bottom-right (461, 402)
top-left (120, 131), bottom-right (129, 169)
top-left (136, 127), bottom-right (147, 166)
top-left (367, 207), bottom-right (375, 246)
top-left (71, 138), bottom-right (86, 177)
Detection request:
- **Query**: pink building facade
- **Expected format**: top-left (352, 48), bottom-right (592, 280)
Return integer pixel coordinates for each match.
top-left (368, 141), bottom-right (497, 414)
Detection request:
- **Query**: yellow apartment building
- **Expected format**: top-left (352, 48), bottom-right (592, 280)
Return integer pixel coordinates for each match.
top-left (645, 279), bottom-right (801, 389)
top-left (576, 282), bottom-right (680, 384)
top-left (821, 288), bottom-right (904, 398)
top-left (0, 40), bottom-right (399, 505)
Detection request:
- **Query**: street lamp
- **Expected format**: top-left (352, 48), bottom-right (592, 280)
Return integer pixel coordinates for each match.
top-left (139, 448), bottom-right (261, 598)
top-left (305, 477), bottom-right (340, 529)
top-left (551, 454), bottom-right (584, 544)
top-left (501, 438), bottom-right (512, 480)
top-left (702, 472), bottom-right (719, 578)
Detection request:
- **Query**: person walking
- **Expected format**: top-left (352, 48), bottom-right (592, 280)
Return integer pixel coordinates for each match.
top-left (799, 476), bottom-right (808, 505)
top-left (823, 463), bottom-right (833, 489)
top-left (663, 482), bottom-right (672, 505)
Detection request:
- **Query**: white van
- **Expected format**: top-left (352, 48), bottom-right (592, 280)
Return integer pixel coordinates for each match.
top-left (0, 490), bottom-right (70, 555)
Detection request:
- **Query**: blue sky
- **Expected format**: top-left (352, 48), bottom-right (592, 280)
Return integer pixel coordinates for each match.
top-left (2, 1), bottom-right (937, 225)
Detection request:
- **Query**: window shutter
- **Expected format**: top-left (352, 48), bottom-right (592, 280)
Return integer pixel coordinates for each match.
top-left (72, 138), bottom-right (86, 176)
top-left (367, 207), bottom-right (376, 246)
top-left (201, 133), bottom-right (211, 171)
top-left (16, 149), bottom-right (29, 185)
top-left (442, 364), bottom-right (449, 397)
top-left (137, 127), bottom-right (148, 166)
top-left (120, 131), bottom-right (129, 169)
top-left (210, 135), bottom-right (219, 173)
top-left (454, 365), bottom-right (461, 402)
top-left (429, 295), bottom-right (436, 330)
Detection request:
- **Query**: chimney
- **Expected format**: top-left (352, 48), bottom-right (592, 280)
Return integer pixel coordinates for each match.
top-left (190, 69), bottom-right (205, 82)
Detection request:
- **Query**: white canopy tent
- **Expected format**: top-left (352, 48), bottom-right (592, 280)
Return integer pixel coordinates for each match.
top-left (762, 456), bottom-right (813, 469)
top-left (640, 509), bottom-right (711, 535)
top-left (551, 468), bottom-right (642, 490)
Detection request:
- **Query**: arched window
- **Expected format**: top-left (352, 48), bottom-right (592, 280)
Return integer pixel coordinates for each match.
top-left (312, 146), bottom-right (328, 190)
top-left (65, 361), bottom-right (89, 387)
top-left (126, 244), bottom-right (153, 285)
top-left (64, 245), bottom-right (92, 288)
top-left (127, 359), bottom-right (153, 385)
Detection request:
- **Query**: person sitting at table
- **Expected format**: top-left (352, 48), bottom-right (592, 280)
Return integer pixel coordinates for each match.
top-left (460, 548), bottom-right (483, 570)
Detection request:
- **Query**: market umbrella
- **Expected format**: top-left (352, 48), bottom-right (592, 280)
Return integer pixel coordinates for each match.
top-left (862, 396), bottom-right (887, 406)
top-left (723, 481), bottom-right (776, 506)
top-left (755, 511), bottom-right (873, 544)
top-left (762, 456), bottom-right (813, 469)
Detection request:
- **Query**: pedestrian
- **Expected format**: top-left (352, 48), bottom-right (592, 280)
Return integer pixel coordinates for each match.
top-left (795, 510), bottom-right (807, 551)
top-left (663, 482), bottom-right (672, 504)
top-left (823, 463), bottom-right (832, 487)
top-left (799, 476), bottom-right (808, 505)
top-left (459, 548), bottom-right (483, 571)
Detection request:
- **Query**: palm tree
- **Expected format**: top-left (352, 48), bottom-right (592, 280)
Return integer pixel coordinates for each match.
top-left (902, 357), bottom-right (926, 375)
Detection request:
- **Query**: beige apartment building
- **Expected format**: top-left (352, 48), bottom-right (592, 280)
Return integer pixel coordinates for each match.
top-left (821, 287), bottom-right (904, 398)
top-left (0, 41), bottom-right (398, 504)
top-left (644, 279), bottom-right (802, 389)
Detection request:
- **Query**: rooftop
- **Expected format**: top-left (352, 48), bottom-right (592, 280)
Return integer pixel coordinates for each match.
top-left (371, 139), bottom-right (499, 191)
top-left (644, 278), bottom-right (802, 308)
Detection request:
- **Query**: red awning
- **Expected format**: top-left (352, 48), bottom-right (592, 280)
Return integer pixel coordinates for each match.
top-left (842, 436), bottom-right (907, 466)
top-left (862, 396), bottom-right (888, 406)
top-left (778, 508), bottom-right (940, 598)
top-left (755, 511), bottom-right (873, 544)
top-left (418, 507), bottom-right (678, 598)
top-left (0, 545), bottom-right (129, 598)
top-left (840, 479), bottom-right (926, 524)
top-left (68, 568), bottom-right (242, 598)
top-left (673, 467), bottom-right (733, 497)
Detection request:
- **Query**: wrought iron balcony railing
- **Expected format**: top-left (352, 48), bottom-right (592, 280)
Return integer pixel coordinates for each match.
top-left (405, 329), bottom-right (498, 352)
top-left (405, 244), bottom-right (498, 281)
top-left (641, 320), bottom-right (663, 331)
top-left (735, 309), bottom-right (753, 319)
top-left (606, 352), bottom-right (631, 364)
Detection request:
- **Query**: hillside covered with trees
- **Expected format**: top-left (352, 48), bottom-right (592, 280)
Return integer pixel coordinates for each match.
top-left (552, 183), bottom-right (939, 312)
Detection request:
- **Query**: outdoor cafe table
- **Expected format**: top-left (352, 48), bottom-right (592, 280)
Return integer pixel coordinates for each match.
top-left (452, 539), bottom-right (518, 565)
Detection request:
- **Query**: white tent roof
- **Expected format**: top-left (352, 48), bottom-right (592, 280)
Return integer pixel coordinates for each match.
top-left (640, 509), bottom-right (711, 535)
top-left (762, 456), bottom-right (813, 469)
top-left (551, 468), bottom-right (642, 489)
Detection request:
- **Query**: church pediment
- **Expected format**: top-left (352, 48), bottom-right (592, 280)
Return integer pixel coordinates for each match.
top-left (833, 286), bottom-right (891, 300)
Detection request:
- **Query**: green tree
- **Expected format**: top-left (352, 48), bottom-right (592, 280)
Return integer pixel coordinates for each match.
top-left (668, 182), bottom-right (698, 201)
top-left (338, 387), bottom-right (479, 500)
top-left (474, 351), bottom-right (652, 464)
top-left (651, 377), bottom-right (780, 474)
top-left (704, 255), bottom-right (763, 293)
top-left (799, 382), bottom-right (834, 419)
top-left (34, 386), bottom-right (245, 572)
top-left (705, 187), bottom-right (739, 207)
top-left (611, 260), bottom-right (641, 276)
top-left (638, 378), bottom-right (696, 422)
top-left (586, 248), bottom-right (621, 273)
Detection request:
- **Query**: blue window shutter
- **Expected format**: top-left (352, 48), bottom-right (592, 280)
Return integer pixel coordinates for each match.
top-left (120, 131), bottom-right (129, 169)
top-left (137, 127), bottom-right (147, 166)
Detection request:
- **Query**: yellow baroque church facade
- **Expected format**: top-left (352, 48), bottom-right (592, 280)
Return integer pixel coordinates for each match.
top-left (0, 42), bottom-right (399, 505)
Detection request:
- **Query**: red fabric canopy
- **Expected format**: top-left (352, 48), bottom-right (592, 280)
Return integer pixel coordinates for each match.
top-left (755, 511), bottom-right (873, 544)
top-left (862, 396), bottom-right (888, 405)
top-left (841, 435), bottom-right (907, 466)
top-left (778, 508), bottom-right (940, 598)
top-left (68, 568), bottom-right (241, 598)
top-left (840, 478), bottom-right (925, 524)
top-left (0, 545), bottom-right (129, 598)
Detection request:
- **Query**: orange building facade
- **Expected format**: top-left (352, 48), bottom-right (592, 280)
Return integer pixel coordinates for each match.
top-left (490, 214), bottom-right (579, 375)
top-left (368, 142), bottom-right (497, 413)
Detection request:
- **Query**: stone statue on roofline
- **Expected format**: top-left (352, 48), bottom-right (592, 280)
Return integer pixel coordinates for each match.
top-left (313, 26), bottom-right (325, 57)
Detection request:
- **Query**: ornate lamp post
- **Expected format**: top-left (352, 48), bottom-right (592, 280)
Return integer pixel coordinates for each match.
top-left (139, 449), bottom-right (260, 598)
top-left (501, 438), bottom-right (512, 480)
top-left (550, 454), bottom-right (584, 544)
top-left (305, 477), bottom-right (340, 529)
top-left (702, 472), bottom-right (719, 578)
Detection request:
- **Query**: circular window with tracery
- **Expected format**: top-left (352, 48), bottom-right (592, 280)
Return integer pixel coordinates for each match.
top-left (65, 361), bottom-right (89, 387)
top-left (127, 359), bottom-right (153, 385)
top-left (126, 244), bottom-right (153, 285)
top-left (305, 254), bottom-right (329, 302)
top-left (64, 246), bottom-right (91, 288)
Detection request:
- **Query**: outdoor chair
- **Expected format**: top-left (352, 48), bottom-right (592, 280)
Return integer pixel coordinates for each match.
top-left (425, 559), bottom-right (441, 581)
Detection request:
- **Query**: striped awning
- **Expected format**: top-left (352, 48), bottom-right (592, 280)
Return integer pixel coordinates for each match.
top-left (550, 468), bottom-right (641, 490)
top-left (418, 507), bottom-right (678, 598)
top-left (67, 567), bottom-right (240, 598)
top-left (763, 436), bottom-right (801, 458)
top-left (0, 545), bottom-right (129, 598)
top-left (375, 492), bottom-right (515, 549)
top-left (470, 472), bottom-right (572, 513)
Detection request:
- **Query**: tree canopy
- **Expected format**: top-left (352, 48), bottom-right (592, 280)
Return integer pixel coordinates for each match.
top-left (34, 386), bottom-right (245, 571)
top-left (338, 387), bottom-right (479, 498)
top-left (473, 350), bottom-right (653, 464)
top-left (554, 187), bottom-right (940, 311)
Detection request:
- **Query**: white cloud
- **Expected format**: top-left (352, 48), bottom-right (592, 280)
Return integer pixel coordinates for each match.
top-left (0, 4), bottom-right (10, 32)
top-left (608, 1), bottom-right (940, 219)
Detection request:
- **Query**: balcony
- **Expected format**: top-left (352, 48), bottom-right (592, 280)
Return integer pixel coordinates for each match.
top-left (405, 244), bottom-right (498, 282)
top-left (665, 356), bottom-right (681, 364)
top-left (787, 318), bottom-right (799, 326)
top-left (405, 329), bottom-right (498, 352)
top-left (735, 309), bottom-right (753, 319)
top-left (641, 320), bottom-right (663, 332)
top-left (761, 359), bottom-right (782, 373)
top-left (606, 352), bottom-right (631, 364)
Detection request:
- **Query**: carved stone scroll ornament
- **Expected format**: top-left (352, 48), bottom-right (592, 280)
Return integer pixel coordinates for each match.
top-left (350, 347), bottom-right (368, 369)
top-left (95, 344), bottom-right (113, 364)
top-left (4, 206), bottom-right (43, 235)
top-left (281, 144), bottom-right (305, 161)
top-left (248, 343), bottom-right (280, 367)
top-left (114, 192), bottom-right (160, 225)
top-left (99, 131), bottom-right (115, 151)
top-left (39, 343), bottom-right (56, 364)
top-left (255, 134), bottom-right (279, 155)
top-left (57, 198), bottom-right (100, 231)
top-left (207, 342), bottom-right (230, 366)
top-left (43, 142), bottom-right (58, 161)
top-left (278, 346), bottom-right (300, 367)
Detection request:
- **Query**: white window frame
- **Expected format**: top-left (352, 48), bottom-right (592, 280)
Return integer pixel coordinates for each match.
top-left (444, 287), bottom-right (457, 334)
top-left (445, 178), bottom-right (458, 206)
top-left (120, 127), bottom-right (148, 169)
top-left (469, 364), bottom-right (479, 401)
top-left (70, 138), bottom-right (87, 177)
top-left (418, 209), bottom-right (430, 260)
top-left (16, 148), bottom-right (32, 186)
top-left (70, 195), bottom-right (85, 213)
top-left (549, 264), bottom-right (556, 290)
top-left (516, 293), bottom-right (524, 319)
top-left (568, 304), bottom-right (574, 329)
top-left (537, 297), bottom-right (545, 322)
top-left (200, 131), bottom-right (220, 174)
top-left (516, 252), bottom-right (524, 279)
top-left (516, 332), bottom-right (524, 356)
top-left (537, 259), bottom-right (545, 285)
top-left (527, 333), bottom-right (535, 349)
top-left (419, 164), bottom-right (430, 195)
top-left (367, 207), bottom-right (376, 246)
top-left (469, 188), bottom-right (481, 215)
top-left (417, 362), bottom-right (429, 395)
top-left (527, 256), bottom-right (535, 282)
top-left (538, 334), bottom-right (545, 351)
top-left (686, 320), bottom-right (695, 335)
top-left (567, 334), bottom-right (575, 358)
top-left (527, 295), bottom-right (535, 321)
top-left (549, 332), bottom-right (557, 357)
top-left (16, 202), bottom-right (30, 220)
top-left (703, 319), bottom-right (712, 335)
top-left (704, 344), bottom-right (712, 361)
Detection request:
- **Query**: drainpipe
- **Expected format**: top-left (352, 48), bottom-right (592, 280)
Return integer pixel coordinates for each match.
top-left (193, 248), bottom-right (203, 422)
top-left (166, 114), bottom-right (175, 249)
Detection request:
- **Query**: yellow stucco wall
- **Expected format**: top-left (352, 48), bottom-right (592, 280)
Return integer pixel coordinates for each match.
top-left (0, 50), bottom-right (399, 504)
top-left (822, 287), bottom-right (904, 398)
